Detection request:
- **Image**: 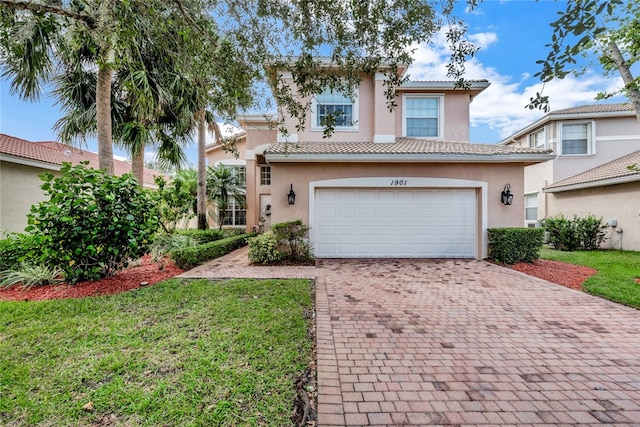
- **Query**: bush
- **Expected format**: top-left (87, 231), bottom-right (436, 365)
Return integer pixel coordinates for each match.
top-left (271, 220), bottom-right (313, 262)
top-left (541, 214), bottom-right (608, 251)
top-left (0, 233), bottom-right (43, 272)
top-left (487, 227), bottom-right (545, 265)
top-left (248, 231), bottom-right (286, 264)
top-left (175, 229), bottom-right (226, 244)
top-left (0, 263), bottom-right (64, 290)
top-left (150, 233), bottom-right (198, 263)
top-left (170, 234), bottom-right (252, 270)
top-left (576, 215), bottom-right (608, 250)
top-left (26, 162), bottom-right (161, 283)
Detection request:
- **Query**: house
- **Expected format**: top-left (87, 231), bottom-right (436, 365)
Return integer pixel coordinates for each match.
top-left (499, 103), bottom-right (640, 250)
top-left (0, 134), bottom-right (163, 234)
top-left (206, 63), bottom-right (555, 259)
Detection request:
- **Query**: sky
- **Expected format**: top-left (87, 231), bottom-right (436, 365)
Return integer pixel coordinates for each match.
top-left (0, 0), bottom-right (631, 163)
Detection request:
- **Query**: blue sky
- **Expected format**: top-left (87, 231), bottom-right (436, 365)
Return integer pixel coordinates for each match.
top-left (0, 0), bottom-right (629, 162)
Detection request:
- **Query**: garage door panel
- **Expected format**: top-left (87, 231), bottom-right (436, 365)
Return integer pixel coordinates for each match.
top-left (315, 188), bottom-right (476, 258)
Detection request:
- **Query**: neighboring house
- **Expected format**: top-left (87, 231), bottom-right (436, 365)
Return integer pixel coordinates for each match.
top-left (206, 63), bottom-right (554, 259)
top-left (499, 103), bottom-right (640, 250)
top-left (0, 134), bottom-right (163, 234)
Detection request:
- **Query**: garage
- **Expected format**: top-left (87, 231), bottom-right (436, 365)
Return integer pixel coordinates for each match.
top-left (314, 188), bottom-right (477, 258)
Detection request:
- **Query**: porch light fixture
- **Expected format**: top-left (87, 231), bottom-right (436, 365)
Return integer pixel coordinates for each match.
top-left (501, 183), bottom-right (514, 206)
top-left (287, 184), bottom-right (296, 205)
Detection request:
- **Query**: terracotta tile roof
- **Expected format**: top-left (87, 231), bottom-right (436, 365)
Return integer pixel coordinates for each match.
top-left (551, 103), bottom-right (634, 115)
top-left (544, 150), bottom-right (640, 192)
top-left (267, 137), bottom-right (553, 159)
top-left (0, 133), bottom-right (164, 186)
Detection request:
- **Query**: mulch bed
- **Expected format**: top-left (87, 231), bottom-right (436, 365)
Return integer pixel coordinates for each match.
top-left (0, 256), bottom-right (184, 302)
top-left (510, 259), bottom-right (598, 290)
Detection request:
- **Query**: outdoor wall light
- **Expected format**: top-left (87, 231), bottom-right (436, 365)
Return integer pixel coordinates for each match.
top-left (287, 184), bottom-right (296, 205)
top-left (501, 183), bottom-right (514, 205)
top-left (264, 204), bottom-right (272, 216)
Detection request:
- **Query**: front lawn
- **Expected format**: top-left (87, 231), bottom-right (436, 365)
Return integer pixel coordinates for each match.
top-left (540, 248), bottom-right (640, 309)
top-left (0, 278), bottom-right (313, 426)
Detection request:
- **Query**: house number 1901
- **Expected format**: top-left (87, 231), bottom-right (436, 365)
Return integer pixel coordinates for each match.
top-left (390, 179), bottom-right (408, 186)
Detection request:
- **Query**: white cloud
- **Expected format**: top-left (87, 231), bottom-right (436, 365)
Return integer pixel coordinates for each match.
top-left (408, 28), bottom-right (626, 142)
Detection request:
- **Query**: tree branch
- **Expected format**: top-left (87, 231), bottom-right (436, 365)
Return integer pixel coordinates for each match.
top-left (605, 40), bottom-right (640, 123)
top-left (0, 0), bottom-right (96, 29)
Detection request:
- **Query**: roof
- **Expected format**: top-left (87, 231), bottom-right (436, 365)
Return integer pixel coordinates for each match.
top-left (265, 137), bottom-right (554, 163)
top-left (0, 133), bottom-right (164, 187)
top-left (544, 150), bottom-right (640, 193)
top-left (499, 102), bottom-right (637, 145)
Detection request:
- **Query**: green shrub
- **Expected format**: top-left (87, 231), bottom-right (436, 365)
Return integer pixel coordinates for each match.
top-left (175, 229), bottom-right (226, 244)
top-left (540, 214), bottom-right (608, 251)
top-left (150, 233), bottom-right (197, 263)
top-left (0, 233), bottom-right (43, 272)
top-left (576, 215), bottom-right (608, 250)
top-left (487, 227), bottom-right (545, 264)
top-left (0, 263), bottom-right (65, 290)
top-left (170, 234), bottom-right (251, 270)
top-left (26, 162), bottom-right (161, 283)
top-left (223, 228), bottom-right (248, 237)
top-left (248, 231), bottom-right (286, 264)
top-left (271, 220), bottom-right (313, 262)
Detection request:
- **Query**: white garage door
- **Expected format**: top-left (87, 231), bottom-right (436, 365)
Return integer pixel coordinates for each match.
top-left (314, 188), bottom-right (477, 258)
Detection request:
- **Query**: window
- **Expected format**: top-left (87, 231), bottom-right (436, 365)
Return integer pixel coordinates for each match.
top-left (561, 122), bottom-right (593, 155)
top-left (529, 129), bottom-right (545, 148)
top-left (525, 193), bottom-right (538, 223)
top-left (260, 166), bottom-right (271, 186)
top-left (222, 196), bottom-right (246, 227)
top-left (403, 96), bottom-right (442, 138)
top-left (229, 165), bottom-right (246, 186)
top-left (313, 88), bottom-right (357, 129)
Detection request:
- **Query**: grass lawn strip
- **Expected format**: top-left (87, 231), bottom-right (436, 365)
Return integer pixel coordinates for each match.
top-left (0, 278), bottom-right (313, 426)
top-left (540, 248), bottom-right (640, 309)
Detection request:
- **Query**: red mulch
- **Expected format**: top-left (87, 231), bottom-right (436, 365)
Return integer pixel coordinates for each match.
top-left (0, 256), bottom-right (185, 302)
top-left (510, 259), bottom-right (598, 290)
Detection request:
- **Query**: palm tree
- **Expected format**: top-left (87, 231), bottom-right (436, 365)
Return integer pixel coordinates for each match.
top-left (206, 164), bottom-right (246, 229)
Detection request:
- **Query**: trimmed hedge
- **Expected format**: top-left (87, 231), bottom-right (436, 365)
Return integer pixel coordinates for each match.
top-left (170, 234), bottom-right (253, 270)
top-left (488, 227), bottom-right (545, 265)
top-left (174, 229), bottom-right (226, 244)
top-left (540, 214), bottom-right (608, 251)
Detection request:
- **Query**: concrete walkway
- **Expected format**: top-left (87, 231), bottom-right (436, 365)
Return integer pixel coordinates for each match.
top-left (180, 248), bottom-right (640, 426)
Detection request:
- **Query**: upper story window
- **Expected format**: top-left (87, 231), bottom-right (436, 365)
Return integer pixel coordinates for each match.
top-left (529, 128), bottom-right (546, 148)
top-left (313, 88), bottom-right (358, 130)
top-left (228, 165), bottom-right (246, 187)
top-left (403, 95), bottom-right (443, 138)
top-left (560, 122), bottom-right (594, 155)
top-left (260, 166), bottom-right (271, 186)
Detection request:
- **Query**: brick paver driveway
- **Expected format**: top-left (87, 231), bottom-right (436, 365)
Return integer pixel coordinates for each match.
top-left (182, 250), bottom-right (640, 426)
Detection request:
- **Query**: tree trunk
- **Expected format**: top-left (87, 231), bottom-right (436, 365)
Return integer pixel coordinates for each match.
top-left (197, 110), bottom-right (208, 229)
top-left (606, 41), bottom-right (640, 124)
top-left (96, 64), bottom-right (115, 174)
top-left (132, 145), bottom-right (144, 185)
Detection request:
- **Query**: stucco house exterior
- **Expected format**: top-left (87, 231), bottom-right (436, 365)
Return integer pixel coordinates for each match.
top-left (0, 134), bottom-right (163, 234)
top-left (206, 64), bottom-right (555, 259)
top-left (499, 103), bottom-right (640, 250)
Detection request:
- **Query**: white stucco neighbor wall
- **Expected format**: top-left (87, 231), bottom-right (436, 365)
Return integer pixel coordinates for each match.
top-left (0, 161), bottom-right (57, 234)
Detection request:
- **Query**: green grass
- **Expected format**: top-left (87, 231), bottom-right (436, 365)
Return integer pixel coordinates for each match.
top-left (0, 279), bottom-right (313, 426)
top-left (540, 247), bottom-right (640, 309)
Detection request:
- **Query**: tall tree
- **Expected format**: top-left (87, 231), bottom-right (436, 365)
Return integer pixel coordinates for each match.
top-left (529, 0), bottom-right (640, 122)
top-left (1, 0), bottom-right (480, 174)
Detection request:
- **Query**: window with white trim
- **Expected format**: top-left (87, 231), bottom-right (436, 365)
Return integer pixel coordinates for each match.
top-left (313, 88), bottom-right (358, 129)
top-left (560, 122), bottom-right (593, 155)
top-left (260, 166), bottom-right (271, 186)
top-left (525, 193), bottom-right (538, 223)
top-left (222, 196), bottom-right (246, 227)
top-left (403, 95), bottom-right (442, 138)
top-left (229, 165), bottom-right (246, 186)
top-left (529, 128), bottom-right (545, 148)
